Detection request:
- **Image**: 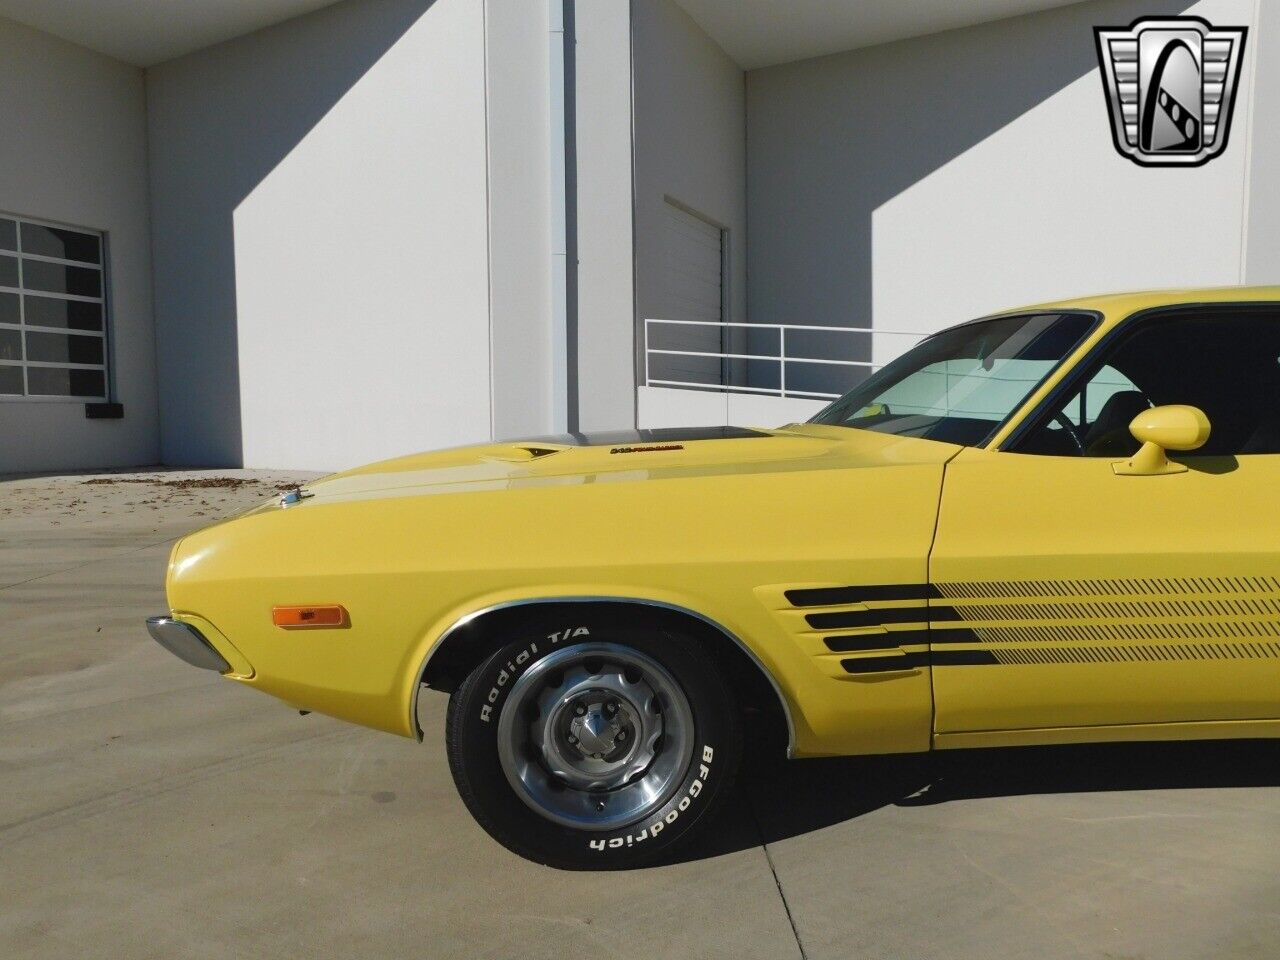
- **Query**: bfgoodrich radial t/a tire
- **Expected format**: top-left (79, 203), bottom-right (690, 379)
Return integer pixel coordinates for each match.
top-left (446, 616), bottom-right (740, 869)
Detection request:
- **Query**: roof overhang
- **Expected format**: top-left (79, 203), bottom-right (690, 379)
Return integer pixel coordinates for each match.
top-left (0, 0), bottom-right (344, 67)
top-left (674, 0), bottom-right (1087, 70)
top-left (1, 0), bottom-right (1088, 72)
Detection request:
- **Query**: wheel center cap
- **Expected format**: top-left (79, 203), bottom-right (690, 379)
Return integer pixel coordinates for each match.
top-left (569, 703), bottom-right (625, 756)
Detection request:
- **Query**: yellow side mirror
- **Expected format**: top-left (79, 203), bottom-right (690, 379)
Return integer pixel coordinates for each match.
top-left (1114, 405), bottom-right (1211, 476)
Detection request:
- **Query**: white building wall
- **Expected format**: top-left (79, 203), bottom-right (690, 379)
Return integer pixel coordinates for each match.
top-left (1244, 0), bottom-right (1280, 284)
top-left (485, 0), bottom-right (556, 440)
top-left (573, 0), bottom-right (639, 432)
top-left (637, 384), bottom-right (824, 428)
top-left (632, 0), bottom-right (747, 328)
top-left (0, 16), bottom-right (156, 473)
top-left (746, 0), bottom-right (1256, 367)
top-left (148, 0), bottom-right (493, 471)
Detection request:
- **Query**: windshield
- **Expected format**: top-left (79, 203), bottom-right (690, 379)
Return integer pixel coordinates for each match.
top-left (810, 312), bottom-right (1096, 446)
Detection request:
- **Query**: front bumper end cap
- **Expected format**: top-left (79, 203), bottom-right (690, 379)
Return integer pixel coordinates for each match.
top-left (146, 616), bottom-right (232, 673)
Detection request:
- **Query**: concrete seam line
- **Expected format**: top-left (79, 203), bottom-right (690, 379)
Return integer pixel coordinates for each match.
top-left (747, 791), bottom-right (807, 960)
top-left (0, 534), bottom-right (182, 592)
top-left (0, 728), bottom-right (353, 847)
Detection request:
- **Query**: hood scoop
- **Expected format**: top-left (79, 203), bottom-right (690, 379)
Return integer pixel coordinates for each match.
top-left (480, 445), bottom-right (566, 463)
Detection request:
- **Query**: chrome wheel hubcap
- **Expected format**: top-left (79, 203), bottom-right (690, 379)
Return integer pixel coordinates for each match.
top-left (496, 643), bottom-right (694, 831)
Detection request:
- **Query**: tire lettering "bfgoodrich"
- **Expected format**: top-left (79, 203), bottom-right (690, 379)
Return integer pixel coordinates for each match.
top-left (589, 745), bottom-right (714, 851)
top-left (479, 626), bottom-right (590, 722)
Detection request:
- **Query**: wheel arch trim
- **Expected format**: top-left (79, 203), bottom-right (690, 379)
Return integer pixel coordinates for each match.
top-left (409, 595), bottom-right (796, 758)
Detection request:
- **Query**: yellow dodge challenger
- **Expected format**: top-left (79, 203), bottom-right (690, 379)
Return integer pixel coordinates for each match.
top-left (148, 287), bottom-right (1280, 867)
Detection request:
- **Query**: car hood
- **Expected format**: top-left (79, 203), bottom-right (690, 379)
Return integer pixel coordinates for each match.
top-left (292, 424), bottom-right (963, 505)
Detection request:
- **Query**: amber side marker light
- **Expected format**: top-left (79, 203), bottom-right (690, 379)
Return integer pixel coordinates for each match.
top-left (272, 605), bottom-right (348, 628)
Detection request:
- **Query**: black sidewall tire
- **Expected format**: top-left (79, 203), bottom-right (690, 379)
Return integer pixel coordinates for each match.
top-left (446, 617), bottom-right (740, 869)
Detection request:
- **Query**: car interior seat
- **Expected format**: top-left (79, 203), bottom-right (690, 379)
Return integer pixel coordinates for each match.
top-left (1081, 390), bottom-right (1151, 457)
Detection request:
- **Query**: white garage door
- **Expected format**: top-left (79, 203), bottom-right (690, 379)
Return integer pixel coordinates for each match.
top-left (664, 202), bottom-right (723, 321)
top-left (658, 201), bottom-right (724, 386)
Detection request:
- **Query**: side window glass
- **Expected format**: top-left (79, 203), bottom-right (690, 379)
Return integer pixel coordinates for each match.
top-left (1013, 309), bottom-right (1280, 458)
top-left (1082, 366), bottom-right (1142, 422)
top-left (1020, 365), bottom-right (1145, 457)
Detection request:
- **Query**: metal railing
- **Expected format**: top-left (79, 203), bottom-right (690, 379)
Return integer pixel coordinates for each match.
top-left (643, 318), bottom-right (919, 400)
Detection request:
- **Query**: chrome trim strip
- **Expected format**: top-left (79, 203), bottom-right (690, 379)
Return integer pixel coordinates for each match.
top-left (145, 615), bottom-right (231, 673)
top-left (410, 596), bottom-right (797, 758)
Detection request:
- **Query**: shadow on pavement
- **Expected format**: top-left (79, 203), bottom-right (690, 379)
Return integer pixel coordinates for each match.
top-left (664, 737), bottom-right (1280, 866)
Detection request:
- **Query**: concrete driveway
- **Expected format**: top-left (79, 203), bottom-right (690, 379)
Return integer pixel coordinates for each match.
top-left (2, 470), bottom-right (1278, 960)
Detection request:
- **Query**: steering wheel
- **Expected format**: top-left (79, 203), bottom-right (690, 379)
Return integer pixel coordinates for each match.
top-left (1053, 412), bottom-right (1086, 454)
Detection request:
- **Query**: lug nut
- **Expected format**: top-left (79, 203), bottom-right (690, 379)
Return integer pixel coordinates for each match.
top-left (574, 705), bottom-right (586, 716)
top-left (606, 702), bottom-right (617, 714)
top-left (617, 730), bottom-right (627, 741)
top-left (566, 735), bottom-right (577, 744)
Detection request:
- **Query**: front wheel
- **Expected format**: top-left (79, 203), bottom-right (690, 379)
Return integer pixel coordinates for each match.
top-left (445, 618), bottom-right (740, 869)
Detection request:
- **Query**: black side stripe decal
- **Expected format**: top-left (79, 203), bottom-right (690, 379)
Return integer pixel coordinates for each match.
top-left (841, 653), bottom-right (929, 673)
top-left (840, 648), bottom-right (998, 674)
top-left (789, 584), bottom-right (999, 671)
top-left (824, 630), bottom-right (930, 652)
top-left (807, 605), bottom-right (959, 630)
top-left (786, 583), bottom-right (940, 607)
top-left (823, 628), bottom-right (980, 651)
top-left (931, 649), bottom-right (1000, 666)
top-left (924, 627), bottom-right (980, 644)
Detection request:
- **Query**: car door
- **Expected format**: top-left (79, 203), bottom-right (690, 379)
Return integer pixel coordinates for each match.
top-left (929, 305), bottom-right (1280, 737)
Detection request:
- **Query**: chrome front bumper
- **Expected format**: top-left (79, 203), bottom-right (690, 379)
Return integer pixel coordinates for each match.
top-left (145, 616), bottom-right (232, 673)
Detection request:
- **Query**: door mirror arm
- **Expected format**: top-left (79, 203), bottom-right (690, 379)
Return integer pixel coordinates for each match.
top-left (1113, 405), bottom-right (1211, 476)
